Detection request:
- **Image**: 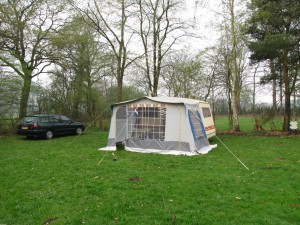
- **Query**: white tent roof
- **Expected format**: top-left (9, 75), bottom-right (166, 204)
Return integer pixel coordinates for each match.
top-left (112, 96), bottom-right (205, 107)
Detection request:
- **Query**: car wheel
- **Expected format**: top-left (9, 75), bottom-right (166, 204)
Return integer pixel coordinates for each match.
top-left (76, 127), bottom-right (83, 135)
top-left (46, 130), bottom-right (54, 139)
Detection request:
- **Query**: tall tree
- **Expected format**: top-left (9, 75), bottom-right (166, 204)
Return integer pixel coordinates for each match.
top-left (72, 0), bottom-right (137, 102)
top-left (211, 0), bottom-right (247, 131)
top-left (135, 0), bottom-right (188, 96)
top-left (225, 0), bottom-right (240, 132)
top-left (247, 0), bottom-right (300, 130)
top-left (214, 40), bottom-right (234, 129)
top-left (161, 51), bottom-right (215, 100)
top-left (50, 15), bottom-right (111, 121)
top-left (0, 0), bottom-right (65, 119)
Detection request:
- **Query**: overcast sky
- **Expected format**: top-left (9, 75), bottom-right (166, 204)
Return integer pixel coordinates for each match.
top-left (35, 0), bottom-right (273, 104)
top-left (184, 0), bottom-right (273, 104)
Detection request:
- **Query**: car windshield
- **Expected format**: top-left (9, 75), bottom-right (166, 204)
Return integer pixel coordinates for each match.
top-left (22, 116), bottom-right (38, 124)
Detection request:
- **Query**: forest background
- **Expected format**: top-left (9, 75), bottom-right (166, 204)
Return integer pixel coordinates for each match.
top-left (1, 0), bottom-right (300, 133)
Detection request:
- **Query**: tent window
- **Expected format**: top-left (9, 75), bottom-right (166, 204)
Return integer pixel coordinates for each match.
top-left (188, 109), bottom-right (206, 141)
top-left (128, 106), bottom-right (166, 141)
top-left (116, 106), bottom-right (127, 119)
top-left (202, 107), bottom-right (211, 118)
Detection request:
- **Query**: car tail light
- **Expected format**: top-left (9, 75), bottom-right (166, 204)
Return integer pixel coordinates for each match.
top-left (30, 124), bottom-right (38, 129)
top-left (17, 125), bottom-right (21, 129)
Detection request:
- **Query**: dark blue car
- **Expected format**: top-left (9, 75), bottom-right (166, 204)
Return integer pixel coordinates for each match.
top-left (16, 114), bottom-right (85, 139)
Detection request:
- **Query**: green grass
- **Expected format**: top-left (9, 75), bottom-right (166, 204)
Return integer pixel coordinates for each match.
top-left (0, 129), bottom-right (299, 224)
top-left (215, 115), bottom-right (283, 132)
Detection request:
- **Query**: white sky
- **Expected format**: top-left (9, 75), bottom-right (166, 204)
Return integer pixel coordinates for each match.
top-left (183, 0), bottom-right (223, 49)
top-left (184, 0), bottom-right (273, 104)
top-left (35, 0), bottom-right (272, 104)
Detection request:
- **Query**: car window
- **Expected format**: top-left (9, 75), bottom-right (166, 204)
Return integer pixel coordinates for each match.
top-left (22, 116), bottom-right (38, 123)
top-left (50, 115), bottom-right (61, 123)
top-left (40, 116), bottom-right (50, 124)
top-left (60, 115), bottom-right (71, 121)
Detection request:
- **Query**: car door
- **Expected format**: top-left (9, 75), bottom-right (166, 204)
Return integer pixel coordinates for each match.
top-left (50, 115), bottom-right (65, 134)
top-left (38, 116), bottom-right (50, 132)
top-left (60, 115), bottom-right (74, 133)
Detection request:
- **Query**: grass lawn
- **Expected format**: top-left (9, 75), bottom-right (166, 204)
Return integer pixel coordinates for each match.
top-left (0, 129), bottom-right (299, 224)
top-left (215, 115), bottom-right (284, 132)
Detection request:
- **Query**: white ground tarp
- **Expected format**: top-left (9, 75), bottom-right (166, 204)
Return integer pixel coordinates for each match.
top-left (99, 144), bottom-right (217, 156)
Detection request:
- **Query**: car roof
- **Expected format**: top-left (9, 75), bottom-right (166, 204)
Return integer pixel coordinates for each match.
top-left (25, 114), bottom-right (61, 117)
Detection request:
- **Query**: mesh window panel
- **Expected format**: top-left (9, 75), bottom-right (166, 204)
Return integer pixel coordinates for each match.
top-left (128, 105), bottom-right (166, 141)
top-left (115, 106), bottom-right (127, 142)
top-left (116, 106), bottom-right (126, 119)
top-left (189, 109), bottom-right (205, 141)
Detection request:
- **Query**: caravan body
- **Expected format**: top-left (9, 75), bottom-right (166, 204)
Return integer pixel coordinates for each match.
top-left (198, 101), bottom-right (216, 138)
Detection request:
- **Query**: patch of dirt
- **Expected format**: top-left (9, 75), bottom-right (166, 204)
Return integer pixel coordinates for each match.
top-left (129, 176), bottom-right (142, 181)
top-left (44, 217), bottom-right (58, 225)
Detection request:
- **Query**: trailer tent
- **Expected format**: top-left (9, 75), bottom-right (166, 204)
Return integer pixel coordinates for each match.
top-left (100, 96), bottom-right (216, 155)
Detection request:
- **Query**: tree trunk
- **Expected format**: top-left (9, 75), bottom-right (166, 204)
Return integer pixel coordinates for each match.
top-left (279, 71), bottom-right (283, 115)
top-left (272, 79), bottom-right (277, 114)
top-left (282, 50), bottom-right (290, 131)
top-left (283, 89), bottom-right (291, 131)
top-left (116, 0), bottom-right (126, 102)
top-left (231, 93), bottom-right (240, 131)
top-left (117, 74), bottom-right (123, 101)
top-left (226, 67), bottom-right (233, 129)
top-left (228, 91), bottom-right (233, 130)
top-left (19, 75), bottom-right (32, 119)
top-left (293, 87), bottom-right (296, 118)
top-left (151, 9), bottom-right (158, 97)
top-left (252, 67), bottom-right (256, 113)
top-left (87, 78), bottom-right (94, 125)
top-left (229, 0), bottom-right (240, 132)
top-left (270, 60), bottom-right (277, 114)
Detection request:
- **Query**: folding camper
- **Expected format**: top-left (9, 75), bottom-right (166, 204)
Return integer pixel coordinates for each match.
top-left (100, 96), bottom-right (216, 155)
